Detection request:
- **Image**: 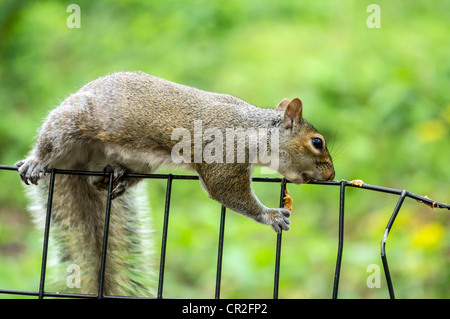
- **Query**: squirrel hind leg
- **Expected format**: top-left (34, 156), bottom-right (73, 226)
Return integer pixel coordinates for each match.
top-left (91, 164), bottom-right (136, 199)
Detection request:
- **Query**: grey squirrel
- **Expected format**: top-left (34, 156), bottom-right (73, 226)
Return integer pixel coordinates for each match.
top-left (16, 71), bottom-right (335, 296)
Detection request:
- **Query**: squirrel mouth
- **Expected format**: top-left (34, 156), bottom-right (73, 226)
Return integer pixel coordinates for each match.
top-left (288, 173), bottom-right (311, 184)
top-left (288, 178), bottom-right (303, 184)
top-left (301, 173), bottom-right (312, 184)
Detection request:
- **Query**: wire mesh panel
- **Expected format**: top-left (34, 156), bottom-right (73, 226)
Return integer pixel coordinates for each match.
top-left (0, 165), bottom-right (448, 299)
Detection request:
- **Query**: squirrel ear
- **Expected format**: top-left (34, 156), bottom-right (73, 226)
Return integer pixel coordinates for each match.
top-left (276, 98), bottom-right (291, 111)
top-left (282, 98), bottom-right (303, 130)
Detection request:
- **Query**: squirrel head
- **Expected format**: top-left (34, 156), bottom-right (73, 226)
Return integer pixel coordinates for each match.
top-left (276, 98), bottom-right (335, 184)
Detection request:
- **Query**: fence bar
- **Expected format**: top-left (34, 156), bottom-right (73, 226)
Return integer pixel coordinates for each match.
top-left (273, 179), bottom-right (287, 299)
top-left (381, 189), bottom-right (407, 299)
top-left (38, 169), bottom-right (56, 299)
top-left (332, 181), bottom-right (346, 299)
top-left (215, 205), bottom-right (227, 299)
top-left (0, 165), bottom-right (449, 299)
top-left (97, 170), bottom-right (115, 299)
top-left (157, 174), bottom-right (173, 299)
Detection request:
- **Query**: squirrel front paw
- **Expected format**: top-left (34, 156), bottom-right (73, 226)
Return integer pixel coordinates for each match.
top-left (15, 158), bottom-right (46, 185)
top-left (261, 208), bottom-right (291, 233)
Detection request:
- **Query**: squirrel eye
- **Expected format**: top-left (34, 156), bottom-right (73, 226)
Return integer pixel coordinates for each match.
top-left (311, 137), bottom-right (323, 150)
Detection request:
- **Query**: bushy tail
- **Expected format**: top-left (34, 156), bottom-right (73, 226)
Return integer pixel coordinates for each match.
top-left (27, 168), bottom-right (154, 297)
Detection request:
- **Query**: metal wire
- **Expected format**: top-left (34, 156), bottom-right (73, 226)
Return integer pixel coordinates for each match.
top-left (157, 174), bottom-right (173, 299)
top-left (215, 205), bottom-right (226, 299)
top-left (97, 170), bottom-right (114, 299)
top-left (332, 181), bottom-right (346, 299)
top-left (38, 169), bottom-right (56, 299)
top-left (380, 190), bottom-right (407, 299)
top-left (273, 179), bottom-right (287, 299)
top-left (0, 164), bottom-right (448, 299)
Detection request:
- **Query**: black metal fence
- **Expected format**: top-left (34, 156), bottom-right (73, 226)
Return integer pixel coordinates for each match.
top-left (0, 164), bottom-right (448, 299)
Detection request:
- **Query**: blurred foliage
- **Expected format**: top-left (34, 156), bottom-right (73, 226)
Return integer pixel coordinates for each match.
top-left (0, 0), bottom-right (449, 298)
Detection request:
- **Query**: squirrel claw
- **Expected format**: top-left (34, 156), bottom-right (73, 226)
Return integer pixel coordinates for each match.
top-left (110, 181), bottom-right (127, 199)
top-left (95, 164), bottom-right (129, 199)
top-left (16, 158), bottom-right (45, 185)
top-left (267, 208), bottom-right (291, 233)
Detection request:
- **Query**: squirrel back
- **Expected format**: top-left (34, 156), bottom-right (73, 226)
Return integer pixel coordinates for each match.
top-left (16, 71), bottom-right (334, 296)
top-left (71, 71), bottom-right (283, 156)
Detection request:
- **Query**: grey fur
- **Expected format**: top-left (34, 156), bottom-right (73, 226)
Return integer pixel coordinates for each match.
top-left (16, 71), bottom-right (334, 296)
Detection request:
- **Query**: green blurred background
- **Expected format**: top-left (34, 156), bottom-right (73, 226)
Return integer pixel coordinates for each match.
top-left (0, 0), bottom-right (449, 298)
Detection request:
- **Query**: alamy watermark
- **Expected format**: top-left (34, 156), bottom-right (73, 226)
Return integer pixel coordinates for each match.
top-left (366, 4), bottom-right (381, 29)
top-left (66, 4), bottom-right (381, 30)
top-left (366, 264), bottom-right (381, 288)
top-left (67, 4), bottom-right (81, 29)
top-left (171, 120), bottom-right (280, 172)
top-left (66, 264), bottom-right (81, 289)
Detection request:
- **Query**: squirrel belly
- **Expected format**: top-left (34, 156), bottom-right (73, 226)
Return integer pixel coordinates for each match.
top-left (16, 71), bottom-right (335, 296)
